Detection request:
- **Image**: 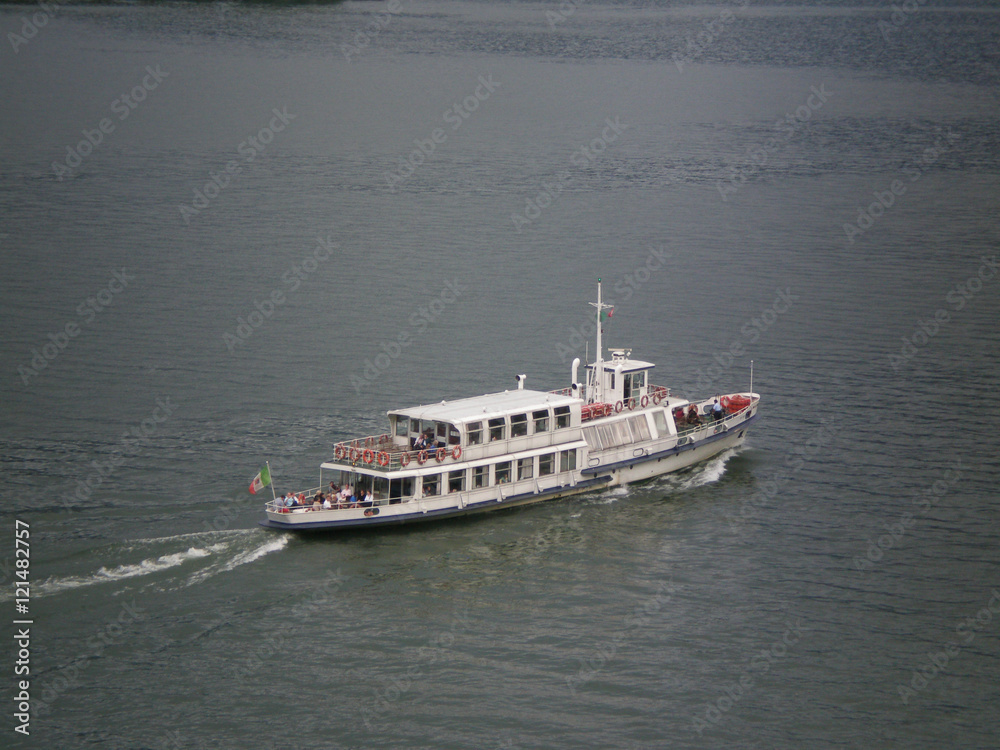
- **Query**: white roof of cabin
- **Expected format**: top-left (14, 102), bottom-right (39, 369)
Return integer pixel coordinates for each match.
top-left (389, 389), bottom-right (581, 426)
top-left (586, 358), bottom-right (655, 372)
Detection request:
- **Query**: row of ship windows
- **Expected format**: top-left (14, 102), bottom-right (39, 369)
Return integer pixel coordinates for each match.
top-left (582, 412), bottom-right (669, 452)
top-left (394, 405), bottom-right (574, 447)
top-left (391, 449), bottom-right (579, 498)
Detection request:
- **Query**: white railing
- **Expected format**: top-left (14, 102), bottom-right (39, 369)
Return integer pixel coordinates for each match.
top-left (674, 397), bottom-right (757, 439)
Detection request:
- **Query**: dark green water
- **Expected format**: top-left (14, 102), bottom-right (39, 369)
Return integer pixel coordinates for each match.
top-left (2, 1), bottom-right (999, 748)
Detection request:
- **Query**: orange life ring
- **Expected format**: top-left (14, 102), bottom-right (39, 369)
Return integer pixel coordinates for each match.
top-left (400, 452), bottom-right (411, 467)
top-left (452, 446), bottom-right (462, 460)
top-left (435, 447), bottom-right (446, 463)
top-left (335, 444), bottom-right (346, 460)
top-left (417, 450), bottom-right (428, 465)
top-left (379, 433), bottom-right (390, 444)
top-left (652, 391), bottom-right (662, 405)
top-left (363, 448), bottom-right (375, 464)
top-left (628, 397), bottom-right (635, 411)
top-left (640, 395), bottom-right (649, 408)
top-left (365, 436), bottom-right (375, 448)
top-left (377, 451), bottom-right (390, 467)
top-left (615, 400), bottom-right (624, 413)
top-left (349, 447), bottom-right (360, 463)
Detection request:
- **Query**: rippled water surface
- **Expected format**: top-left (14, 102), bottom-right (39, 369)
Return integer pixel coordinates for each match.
top-left (1, 1), bottom-right (999, 748)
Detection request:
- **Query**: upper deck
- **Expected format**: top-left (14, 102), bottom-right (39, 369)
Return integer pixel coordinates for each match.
top-left (391, 388), bottom-right (581, 428)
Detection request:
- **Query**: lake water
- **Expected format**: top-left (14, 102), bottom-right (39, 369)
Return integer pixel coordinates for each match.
top-left (1, 1), bottom-right (999, 748)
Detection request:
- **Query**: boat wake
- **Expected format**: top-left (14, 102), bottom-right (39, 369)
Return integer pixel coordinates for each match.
top-left (659, 445), bottom-right (746, 493)
top-left (16, 529), bottom-right (288, 600)
top-left (587, 445), bottom-right (747, 506)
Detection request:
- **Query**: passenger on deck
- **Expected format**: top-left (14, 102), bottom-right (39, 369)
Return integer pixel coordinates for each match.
top-left (686, 404), bottom-right (702, 425)
top-left (322, 495), bottom-right (333, 509)
top-left (712, 399), bottom-right (724, 421)
top-left (362, 489), bottom-right (374, 506)
top-left (413, 433), bottom-right (429, 451)
top-left (312, 495), bottom-right (322, 511)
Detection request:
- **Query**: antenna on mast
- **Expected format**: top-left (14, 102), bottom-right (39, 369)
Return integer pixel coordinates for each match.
top-left (589, 278), bottom-right (613, 405)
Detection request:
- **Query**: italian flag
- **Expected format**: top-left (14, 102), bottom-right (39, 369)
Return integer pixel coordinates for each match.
top-left (601, 307), bottom-right (615, 322)
top-left (249, 465), bottom-right (271, 495)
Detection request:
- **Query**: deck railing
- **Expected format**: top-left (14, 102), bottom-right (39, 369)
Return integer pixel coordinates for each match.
top-left (674, 397), bottom-right (757, 439)
top-left (318, 388), bottom-right (749, 473)
top-left (265, 489), bottom-right (396, 514)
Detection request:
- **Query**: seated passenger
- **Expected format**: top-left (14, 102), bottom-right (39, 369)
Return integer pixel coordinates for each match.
top-left (413, 434), bottom-right (428, 450)
top-left (322, 495), bottom-right (333, 509)
top-left (362, 489), bottom-right (374, 506)
top-left (686, 405), bottom-right (701, 425)
top-left (312, 496), bottom-right (322, 511)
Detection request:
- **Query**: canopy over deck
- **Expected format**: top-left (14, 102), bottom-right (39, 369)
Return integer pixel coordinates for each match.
top-left (389, 389), bottom-right (581, 427)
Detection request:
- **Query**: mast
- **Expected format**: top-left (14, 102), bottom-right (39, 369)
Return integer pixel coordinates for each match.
top-left (588, 278), bottom-right (613, 404)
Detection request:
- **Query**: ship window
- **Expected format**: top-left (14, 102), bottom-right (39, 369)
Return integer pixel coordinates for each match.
top-left (448, 470), bottom-right (465, 493)
top-left (560, 449), bottom-right (577, 472)
top-left (582, 427), bottom-right (602, 451)
top-left (394, 415), bottom-right (409, 437)
top-left (533, 410), bottom-right (549, 433)
top-left (449, 425), bottom-right (461, 445)
top-left (410, 419), bottom-right (420, 434)
top-left (473, 466), bottom-right (488, 488)
top-left (539, 453), bottom-right (555, 476)
top-left (422, 474), bottom-right (440, 497)
top-left (389, 477), bottom-right (413, 504)
top-left (511, 413), bottom-right (528, 437)
top-left (436, 422), bottom-right (447, 439)
top-left (467, 422), bottom-right (483, 445)
top-left (653, 409), bottom-right (668, 437)
top-left (554, 405), bottom-right (571, 429)
top-left (597, 423), bottom-right (615, 448)
top-left (489, 418), bottom-right (506, 442)
top-left (629, 415), bottom-right (651, 441)
top-left (517, 457), bottom-right (533, 480)
top-left (495, 461), bottom-right (511, 484)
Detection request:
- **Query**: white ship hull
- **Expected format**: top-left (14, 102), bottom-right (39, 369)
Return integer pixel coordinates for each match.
top-left (258, 280), bottom-right (761, 533)
top-left (260, 403), bottom-right (757, 532)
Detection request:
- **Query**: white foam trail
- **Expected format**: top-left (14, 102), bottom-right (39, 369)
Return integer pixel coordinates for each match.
top-left (184, 535), bottom-right (289, 587)
top-left (590, 485), bottom-right (630, 505)
top-left (222, 535), bottom-right (288, 571)
top-left (669, 446), bottom-right (744, 492)
top-left (33, 546), bottom-right (215, 598)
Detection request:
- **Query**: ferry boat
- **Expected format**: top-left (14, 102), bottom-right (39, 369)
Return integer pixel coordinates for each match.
top-left (260, 281), bottom-right (760, 532)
